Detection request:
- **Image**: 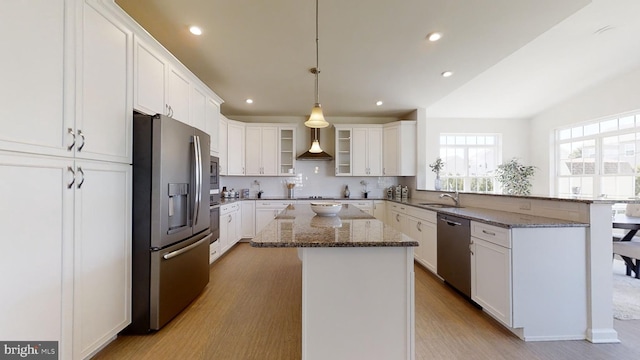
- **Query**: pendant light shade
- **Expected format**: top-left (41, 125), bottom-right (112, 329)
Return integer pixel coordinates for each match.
top-left (309, 139), bottom-right (323, 153)
top-left (304, 0), bottom-right (330, 129)
top-left (305, 103), bottom-right (328, 128)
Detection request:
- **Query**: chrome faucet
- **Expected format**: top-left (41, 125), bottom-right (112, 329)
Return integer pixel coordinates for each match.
top-left (439, 190), bottom-right (460, 207)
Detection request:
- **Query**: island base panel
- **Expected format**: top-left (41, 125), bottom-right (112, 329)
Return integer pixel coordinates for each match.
top-left (300, 247), bottom-right (415, 360)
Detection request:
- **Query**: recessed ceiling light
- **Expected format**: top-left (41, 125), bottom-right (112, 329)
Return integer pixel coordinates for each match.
top-left (427, 32), bottom-right (442, 42)
top-left (376, 101), bottom-right (383, 106)
top-left (189, 26), bottom-right (202, 35)
top-left (441, 71), bottom-right (453, 78)
top-left (245, 99), bottom-right (253, 104)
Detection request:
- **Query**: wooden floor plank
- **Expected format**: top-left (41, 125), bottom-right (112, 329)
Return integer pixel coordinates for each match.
top-left (94, 243), bottom-right (640, 360)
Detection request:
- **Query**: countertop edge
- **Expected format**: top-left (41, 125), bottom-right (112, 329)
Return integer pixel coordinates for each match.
top-left (249, 241), bottom-right (419, 248)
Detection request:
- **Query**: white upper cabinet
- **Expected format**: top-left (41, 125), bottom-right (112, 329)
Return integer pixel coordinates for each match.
top-left (352, 126), bottom-right (382, 176)
top-left (227, 120), bottom-right (246, 175)
top-left (335, 128), bottom-right (352, 175)
top-left (245, 125), bottom-right (279, 176)
top-left (190, 86), bottom-right (207, 132)
top-left (383, 121), bottom-right (416, 176)
top-left (133, 35), bottom-right (223, 132)
top-left (167, 67), bottom-right (191, 124)
top-left (219, 116), bottom-right (228, 175)
top-left (206, 98), bottom-right (220, 155)
top-left (0, 0), bottom-right (71, 158)
top-left (77, 0), bottom-right (133, 164)
top-left (335, 125), bottom-right (382, 176)
top-left (278, 126), bottom-right (296, 175)
top-left (133, 39), bottom-right (166, 116)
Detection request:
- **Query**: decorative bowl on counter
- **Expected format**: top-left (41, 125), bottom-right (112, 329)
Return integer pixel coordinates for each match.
top-left (310, 202), bottom-right (342, 216)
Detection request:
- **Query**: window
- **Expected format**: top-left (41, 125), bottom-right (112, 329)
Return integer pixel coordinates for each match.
top-left (438, 134), bottom-right (501, 192)
top-left (556, 112), bottom-right (640, 198)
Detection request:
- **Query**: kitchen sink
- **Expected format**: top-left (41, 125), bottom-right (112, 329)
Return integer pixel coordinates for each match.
top-left (418, 203), bottom-right (463, 208)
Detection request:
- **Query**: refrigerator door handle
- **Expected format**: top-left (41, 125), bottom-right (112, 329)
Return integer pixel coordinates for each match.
top-left (193, 135), bottom-right (202, 226)
top-left (162, 235), bottom-right (210, 260)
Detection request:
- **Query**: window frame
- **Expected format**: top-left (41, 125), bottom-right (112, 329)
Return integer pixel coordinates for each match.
top-left (554, 111), bottom-right (640, 198)
top-left (437, 133), bottom-right (502, 193)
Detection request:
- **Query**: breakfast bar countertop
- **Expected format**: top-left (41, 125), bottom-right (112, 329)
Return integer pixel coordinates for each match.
top-left (249, 203), bottom-right (419, 248)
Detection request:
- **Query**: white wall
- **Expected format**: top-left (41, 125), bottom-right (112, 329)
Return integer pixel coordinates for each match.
top-left (530, 65), bottom-right (640, 195)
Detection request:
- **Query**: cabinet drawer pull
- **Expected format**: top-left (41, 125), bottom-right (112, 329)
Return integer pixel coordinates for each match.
top-left (396, 214), bottom-right (400, 222)
top-left (417, 221), bottom-right (422, 232)
top-left (482, 229), bottom-right (496, 236)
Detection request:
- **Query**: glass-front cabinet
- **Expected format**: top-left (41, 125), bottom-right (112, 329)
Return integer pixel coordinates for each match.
top-left (335, 127), bottom-right (352, 175)
top-left (279, 127), bottom-right (296, 175)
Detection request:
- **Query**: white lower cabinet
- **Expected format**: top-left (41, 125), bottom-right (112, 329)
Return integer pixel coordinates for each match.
top-left (373, 200), bottom-right (386, 221)
top-left (241, 201), bottom-right (256, 238)
top-left (209, 240), bottom-right (221, 264)
top-left (0, 152), bottom-right (132, 360)
top-left (471, 223), bottom-right (588, 340)
top-left (73, 160), bottom-right (132, 359)
top-left (342, 200), bottom-right (373, 215)
top-left (0, 153), bottom-right (74, 355)
top-left (471, 222), bottom-right (512, 327)
top-left (220, 203), bottom-right (241, 253)
top-left (255, 201), bottom-right (295, 234)
top-left (408, 211), bottom-right (437, 274)
top-left (387, 203), bottom-right (437, 274)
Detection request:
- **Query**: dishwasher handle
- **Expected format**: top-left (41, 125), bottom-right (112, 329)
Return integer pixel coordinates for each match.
top-left (439, 218), bottom-right (462, 226)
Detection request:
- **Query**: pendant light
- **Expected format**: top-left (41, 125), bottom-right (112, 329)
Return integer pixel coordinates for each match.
top-left (304, 0), bottom-right (330, 128)
top-left (308, 128), bottom-right (323, 153)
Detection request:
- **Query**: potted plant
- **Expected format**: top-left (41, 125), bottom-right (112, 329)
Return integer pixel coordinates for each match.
top-left (495, 158), bottom-right (535, 195)
top-left (429, 158), bottom-right (444, 190)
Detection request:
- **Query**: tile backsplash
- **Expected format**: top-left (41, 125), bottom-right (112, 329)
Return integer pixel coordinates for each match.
top-left (221, 161), bottom-right (397, 199)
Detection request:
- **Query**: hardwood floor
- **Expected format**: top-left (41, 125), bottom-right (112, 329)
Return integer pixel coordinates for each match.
top-left (95, 243), bottom-right (640, 360)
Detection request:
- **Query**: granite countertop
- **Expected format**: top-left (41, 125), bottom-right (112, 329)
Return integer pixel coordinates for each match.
top-left (250, 204), bottom-right (419, 248)
top-left (222, 196), bottom-right (589, 228)
top-left (386, 198), bottom-right (589, 229)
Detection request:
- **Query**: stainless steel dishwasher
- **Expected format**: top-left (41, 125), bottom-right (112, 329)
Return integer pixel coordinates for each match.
top-left (437, 213), bottom-right (471, 297)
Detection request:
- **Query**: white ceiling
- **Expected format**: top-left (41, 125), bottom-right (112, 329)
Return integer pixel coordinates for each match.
top-left (115, 0), bottom-right (640, 119)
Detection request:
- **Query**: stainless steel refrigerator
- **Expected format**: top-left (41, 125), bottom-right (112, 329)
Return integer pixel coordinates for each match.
top-left (126, 113), bottom-right (211, 333)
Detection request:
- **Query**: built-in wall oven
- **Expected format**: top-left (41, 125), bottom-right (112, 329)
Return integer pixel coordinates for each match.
top-left (209, 156), bottom-right (220, 243)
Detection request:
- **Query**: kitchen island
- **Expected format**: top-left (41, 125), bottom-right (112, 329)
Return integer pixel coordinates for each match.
top-left (251, 204), bottom-right (418, 360)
